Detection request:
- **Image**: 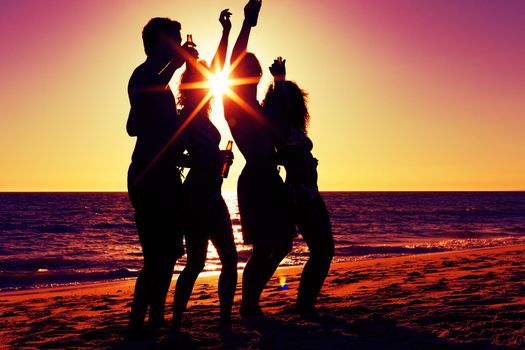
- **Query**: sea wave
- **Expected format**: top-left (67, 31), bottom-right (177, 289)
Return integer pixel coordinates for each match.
top-left (1, 192), bottom-right (524, 291)
top-left (0, 256), bottom-right (93, 271)
top-left (0, 268), bottom-right (139, 292)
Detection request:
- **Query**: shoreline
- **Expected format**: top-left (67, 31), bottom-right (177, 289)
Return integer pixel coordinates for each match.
top-left (1, 242), bottom-right (523, 299)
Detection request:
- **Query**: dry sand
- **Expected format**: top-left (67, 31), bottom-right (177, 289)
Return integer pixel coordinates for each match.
top-left (1, 245), bottom-right (524, 349)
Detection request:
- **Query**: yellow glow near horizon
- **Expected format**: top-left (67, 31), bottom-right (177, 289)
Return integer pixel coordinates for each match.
top-left (1, 0), bottom-right (524, 192)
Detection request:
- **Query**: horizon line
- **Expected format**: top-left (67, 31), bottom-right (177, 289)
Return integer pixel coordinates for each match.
top-left (0, 190), bottom-right (524, 193)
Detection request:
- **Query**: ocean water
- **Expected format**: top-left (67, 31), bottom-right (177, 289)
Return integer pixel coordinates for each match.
top-left (1, 192), bottom-right (524, 291)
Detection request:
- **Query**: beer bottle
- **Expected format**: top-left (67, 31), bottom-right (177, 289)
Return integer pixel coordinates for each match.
top-left (186, 34), bottom-right (195, 48)
top-left (221, 140), bottom-right (233, 178)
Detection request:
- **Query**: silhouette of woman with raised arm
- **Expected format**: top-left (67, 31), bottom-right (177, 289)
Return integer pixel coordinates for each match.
top-left (263, 58), bottom-right (334, 314)
top-left (223, 0), bottom-right (296, 318)
top-left (126, 17), bottom-right (194, 339)
top-left (171, 9), bottom-right (238, 333)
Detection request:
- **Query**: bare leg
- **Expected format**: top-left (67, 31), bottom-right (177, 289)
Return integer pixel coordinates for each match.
top-left (172, 235), bottom-right (207, 330)
top-left (264, 239), bottom-right (293, 290)
top-left (148, 257), bottom-right (176, 326)
top-left (241, 242), bottom-right (271, 316)
top-left (241, 239), bottom-right (292, 315)
top-left (212, 232), bottom-right (238, 331)
top-left (128, 268), bottom-right (148, 336)
top-left (128, 254), bottom-right (176, 336)
top-left (296, 193), bottom-right (334, 312)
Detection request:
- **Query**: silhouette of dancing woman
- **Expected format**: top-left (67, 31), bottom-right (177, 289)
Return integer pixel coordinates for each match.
top-left (223, 0), bottom-right (295, 318)
top-left (126, 17), bottom-right (194, 338)
top-left (171, 9), bottom-right (238, 333)
top-left (263, 58), bottom-right (335, 313)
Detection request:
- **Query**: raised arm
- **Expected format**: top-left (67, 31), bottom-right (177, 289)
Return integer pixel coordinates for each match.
top-left (269, 56), bottom-right (286, 89)
top-left (231, 0), bottom-right (261, 65)
top-left (211, 9), bottom-right (232, 71)
top-left (267, 57), bottom-right (289, 143)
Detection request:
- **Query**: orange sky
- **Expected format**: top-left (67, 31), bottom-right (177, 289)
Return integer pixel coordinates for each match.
top-left (0, 0), bottom-right (524, 191)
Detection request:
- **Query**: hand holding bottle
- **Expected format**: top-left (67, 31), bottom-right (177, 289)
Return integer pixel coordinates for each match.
top-left (244, 0), bottom-right (262, 27)
top-left (183, 34), bottom-right (199, 59)
top-left (220, 141), bottom-right (234, 178)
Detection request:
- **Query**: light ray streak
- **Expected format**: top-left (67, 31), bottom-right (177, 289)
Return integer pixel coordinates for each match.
top-left (227, 76), bottom-right (262, 87)
top-left (228, 51), bottom-right (248, 77)
top-left (223, 88), bottom-right (267, 126)
top-left (179, 81), bottom-right (211, 90)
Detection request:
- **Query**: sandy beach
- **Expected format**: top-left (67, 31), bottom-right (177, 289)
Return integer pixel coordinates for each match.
top-left (1, 244), bottom-right (524, 349)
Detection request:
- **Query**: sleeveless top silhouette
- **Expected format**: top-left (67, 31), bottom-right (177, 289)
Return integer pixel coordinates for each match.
top-left (183, 113), bottom-right (223, 192)
top-left (182, 112), bottom-right (232, 236)
top-left (277, 127), bottom-right (318, 188)
top-left (224, 87), bottom-right (295, 244)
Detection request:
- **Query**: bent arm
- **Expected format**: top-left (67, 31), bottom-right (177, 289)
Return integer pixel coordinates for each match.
top-left (155, 60), bottom-right (178, 86)
top-left (155, 51), bottom-right (186, 86)
top-left (155, 40), bottom-right (194, 86)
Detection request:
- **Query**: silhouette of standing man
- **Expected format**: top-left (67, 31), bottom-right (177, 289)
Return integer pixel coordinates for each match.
top-left (126, 17), bottom-right (194, 339)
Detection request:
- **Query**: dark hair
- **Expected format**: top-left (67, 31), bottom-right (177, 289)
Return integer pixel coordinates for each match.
top-left (177, 60), bottom-right (212, 115)
top-left (263, 81), bottom-right (310, 134)
top-left (142, 17), bottom-right (181, 57)
top-left (231, 52), bottom-right (262, 81)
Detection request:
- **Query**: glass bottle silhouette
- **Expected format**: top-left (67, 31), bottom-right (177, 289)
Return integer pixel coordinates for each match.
top-left (186, 34), bottom-right (195, 48)
top-left (221, 140), bottom-right (233, 178)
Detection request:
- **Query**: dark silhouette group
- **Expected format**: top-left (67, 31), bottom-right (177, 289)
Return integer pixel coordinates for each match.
top-left (126, 0), bottom-right (334, 340)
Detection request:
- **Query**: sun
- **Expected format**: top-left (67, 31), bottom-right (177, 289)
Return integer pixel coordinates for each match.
top-left (208, 69), bottom-right (230, 99)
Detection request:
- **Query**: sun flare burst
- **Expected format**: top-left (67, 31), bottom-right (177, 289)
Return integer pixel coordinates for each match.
top-left (208, 69), bottom-right (231, 99)
top-left (134, 55), bottom-right (260, 185)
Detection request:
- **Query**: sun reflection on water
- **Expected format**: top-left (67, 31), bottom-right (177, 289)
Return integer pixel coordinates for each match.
top-left (175, 191), bottom-right (250, 273)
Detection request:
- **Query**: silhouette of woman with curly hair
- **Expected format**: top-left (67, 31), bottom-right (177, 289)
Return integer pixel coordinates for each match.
top-left (263, 57), bottom-right (334, 314)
